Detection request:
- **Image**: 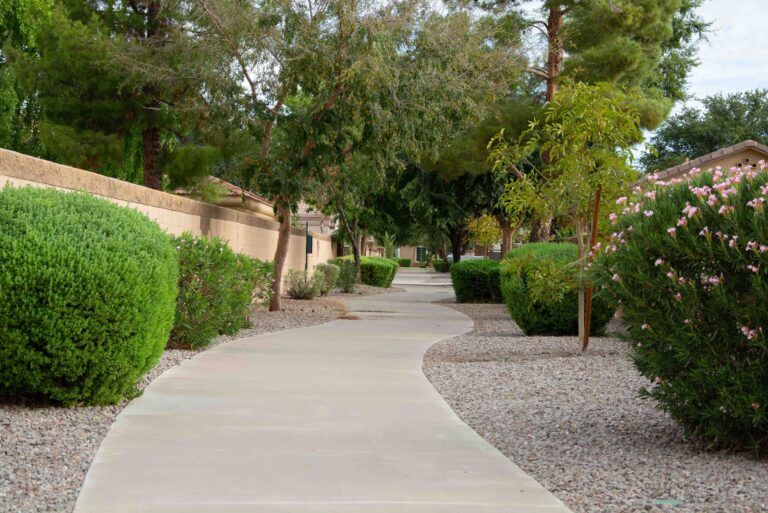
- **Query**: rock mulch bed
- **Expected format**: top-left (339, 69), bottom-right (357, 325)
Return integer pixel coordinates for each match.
top-left (329, 284), bottom-right (405, 297)
top-left (0, 297), bottom-right (345, 513)
top-left (424, 303), bottom-right (768, 513)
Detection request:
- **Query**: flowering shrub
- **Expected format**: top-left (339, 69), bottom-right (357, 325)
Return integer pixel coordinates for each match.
top-left (595, 164), bottom-right (768, 451)
top-left (501, 243), bottom-right (614, 335)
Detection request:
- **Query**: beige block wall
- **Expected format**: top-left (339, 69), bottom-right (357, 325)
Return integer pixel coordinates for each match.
top-left (703, 148), bottom-right (766, 172)
top-left (0, 149), bottom-right (335, 274)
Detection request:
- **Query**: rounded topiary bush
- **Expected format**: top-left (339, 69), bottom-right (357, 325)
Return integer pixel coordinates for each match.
top-left (332, 256), bottom-right (398, 288)
top-left (0, 186), bottom-right (178, 405)
top-left (315, 262), bottom-right (340, 295)
top-left (595, 166), bottom-right (768, 451)
top-left (501, 243), bottom-right (614, 336)
top-left (450, 259), bottom-right (502, 303)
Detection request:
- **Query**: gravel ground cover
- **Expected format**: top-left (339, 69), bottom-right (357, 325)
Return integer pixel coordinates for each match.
top-left (424, 302), bottom-right (768, 513)
top-left (329, 284), bottom-right (405, 297)
top-left (0, 297), bottom-right (346, 513)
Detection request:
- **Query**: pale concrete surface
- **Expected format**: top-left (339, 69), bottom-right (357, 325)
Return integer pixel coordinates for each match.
top-left (74, 274), bottom-right (572, 513)
top-left (393, 268), bottom-right (452, 287)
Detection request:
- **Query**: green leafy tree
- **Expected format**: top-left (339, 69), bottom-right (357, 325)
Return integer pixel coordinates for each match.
top-left (491, 82), bottom-right (642, 343)
top-left (641, 89), bottom-right (768, 172)
top-left (466, 212), bottom-right (501, 256)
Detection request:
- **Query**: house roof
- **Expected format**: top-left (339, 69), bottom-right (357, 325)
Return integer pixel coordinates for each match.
top-left (656, 140), bottom-right (768, 181)
top-left (207, 176), bottom-right (273, 207)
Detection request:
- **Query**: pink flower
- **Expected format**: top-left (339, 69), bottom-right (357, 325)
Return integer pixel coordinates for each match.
top-left (644, 191), bottom-right (657, 200)
top-left (729, 239), bottom-right (738, 249)
top-left (699, 226), bottom-right (711, 237)
top-left (612, 273), bottom-right (621, 282)
top-left (719, 205), bottom-right (735, 215)
top-left (684, 319), bottom-right (691, 325)
top-left (644, 210), bottom-right (654, 217)
top-left (707, 194), bottom-right (719, 207)
top-left (674, 293), bottom-right (682, 301)
top-left (641, 323), bottom-right (650, 331)
top-left (677, 217), bottom-right (688, 227)
top-left (746, 241), bottom-right (758, 252)
top-left (667, 227), bottom-right (677, 237)
top-left (667, 271), bottom-right (675, 279)
top-left (616, 196), bottom-right (628, 205)
top-left (741, 326), bottom-right (759, 340)
top-left (747, 264), bottom-right (759, 273)
top-left (609, 212), bottom-right (618, 223)
top-left (655, 258), bottom-right (664, 266)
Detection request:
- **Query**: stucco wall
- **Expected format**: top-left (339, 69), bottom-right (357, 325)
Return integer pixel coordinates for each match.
top-left (0, 149), bottom-right (335, 273)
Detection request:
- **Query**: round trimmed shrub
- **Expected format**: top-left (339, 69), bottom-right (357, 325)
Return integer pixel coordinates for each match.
top-left (0, 186), bottom-right (178, 405)
top-left (397, 258), bottom-right (411, 267)
top-left (450, 259), bottom-right (502, 303)
top-left (594, 166), bottom-right (768, 451)
top-left (432, 259), bottom-right (450, 272)
top-left (314, 262), bottom-right (340, 295)
top-left (332, 256), bottom-right (398, 288)
top-left (501, 243), bottom-right (614, 336)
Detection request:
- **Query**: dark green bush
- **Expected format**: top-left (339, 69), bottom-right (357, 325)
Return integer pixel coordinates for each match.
top-left (337, 259), bottom-right (356, 292)
top-left (594, 167), bottom-right (768, 451)
top-left (171, 233), bottom-right (269, 350)
top-left (315, 263), bottom-right (340, 295)
top-left (332, 256), bottom-right (398, 287)
top-left (397, 258), bottom-right (411, 267)
top-left (0, 187), bottom-right (178, 405)
top-left (501, 243), bottom-right (614, 336)
top-left (433, 259), bottom-right (451, 272)
top-left (450, 259), bottom-right (502, 303)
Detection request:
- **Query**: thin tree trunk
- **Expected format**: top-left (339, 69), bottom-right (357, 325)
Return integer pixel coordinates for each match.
top-left (545, 5), bottom-right (564, 102)
top-left (496, 214), bottom-right (513, 257)
top-left (448, 227), bottom-right (463, 264)
top-left (575, 219), bottom-right (586, 341)
top-left (142, 125), bottom-right (162, 189)
top-left (269, 200), bottom-right (292, 311)
top-left (336, 200), bottom-right (361, 279)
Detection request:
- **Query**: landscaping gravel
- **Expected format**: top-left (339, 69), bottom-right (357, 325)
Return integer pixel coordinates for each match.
top-left (329, 284), bottom-right (405, 297)
top-left (424, 302), bottom-right (768, 513)
top-left (0, 297), bottom-right (345, 513)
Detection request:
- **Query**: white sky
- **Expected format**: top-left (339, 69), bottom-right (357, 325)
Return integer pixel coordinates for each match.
top-left (682, 0), bottom-right (768, 104)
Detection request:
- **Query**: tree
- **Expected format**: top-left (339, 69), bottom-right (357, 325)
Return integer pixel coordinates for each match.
top-left (641, 89), bottom-right (768, 172)
top-left (466, 212), bottom-right (501, 256)
top-left (491, 82), bottom-right (642, 345)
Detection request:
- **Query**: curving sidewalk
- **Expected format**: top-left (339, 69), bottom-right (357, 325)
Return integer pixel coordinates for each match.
top-left (74, 273), bottom-right (572, 513)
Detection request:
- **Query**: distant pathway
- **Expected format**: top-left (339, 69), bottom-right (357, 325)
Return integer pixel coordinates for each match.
top-left (74, 269), bottom-right (572, 513)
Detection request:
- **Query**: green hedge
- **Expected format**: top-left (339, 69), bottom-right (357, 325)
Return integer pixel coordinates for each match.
top-left (432, 259), bottom-right (450, 272)
top-left (397, 258), bottom-right (411, 267)
top-left (170, 233), bottom-right (271, 350)
top-left (594, 167), bottom-right (768, 451)
top-left (501, 243), bottom-right (614, 336)
top-left (331, 256), bottom-right (398, 287)
top-left (0, 187), bottom-right (178, 405)
top-left (450, 259), bottom-right (502, 303)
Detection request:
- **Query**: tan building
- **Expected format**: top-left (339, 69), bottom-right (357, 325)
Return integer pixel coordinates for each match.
top-left (656, 140), bottom-right (768, 181)
top-left (175, 176), bottom-right (276, 222)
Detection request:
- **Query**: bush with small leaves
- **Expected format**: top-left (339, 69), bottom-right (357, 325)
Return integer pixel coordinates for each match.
top-left (0, 187), bottom-right (178, 405)
top-left (501, 243), bottom-right (614, 336)
top-left (315, 262), bottom-right (340, 295)
top-left (397, 258), bottom-right (411, 267)
top-left (432, 259), bottom-right (450, 272)
top-left (594, 164), bottom-right (768, 451)
top-left (285, 269), bottom-right (323, 299)
top-left (337, 259), bottom-right (356, 292)
top-left (450, 259), bottom-right (502, 303)
top-left (171, 233), bottom-right (270, 349)
top-left (332, 256), bottom-right (398, 287)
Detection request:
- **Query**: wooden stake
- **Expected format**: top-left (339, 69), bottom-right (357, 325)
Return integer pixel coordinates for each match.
top-left (582, 184), bottom-right (602, 352)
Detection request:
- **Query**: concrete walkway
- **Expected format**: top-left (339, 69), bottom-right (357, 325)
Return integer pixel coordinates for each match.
top-left (74, 272), bottom-right (572, 513)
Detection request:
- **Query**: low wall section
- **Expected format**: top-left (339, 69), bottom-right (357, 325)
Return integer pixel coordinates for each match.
top-left (0, 150), bottom-right (335, 273)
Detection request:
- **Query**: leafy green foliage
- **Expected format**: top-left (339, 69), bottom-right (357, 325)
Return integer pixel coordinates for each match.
top-left (397, 259), bottom-right (411, 267)
top-left (337, 259), bottom-right (357, 293)
top-left (332, 256), bottom-right (398, 288)
top-left (501, 243), bottom-right (614, 335)
top-left (170, 233), bottom-right (269, 349)
top-left (0, 187), bottom-right (178, 405)
top-left (314, 263), bottom-right (340, 296)
top-left (432, 259), bottom-right (451, 273)
top-left (641, 89), bottom-right (768, 172)
top-left (450, 259), bottom-right (502, 303)
top-left (594, 166), bottom-right (768, 451)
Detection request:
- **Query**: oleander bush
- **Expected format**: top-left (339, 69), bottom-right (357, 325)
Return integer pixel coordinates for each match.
top-left (594, 165), bottom-right (768, 451)
top-left (337, 259), bottom-right (356, 292)
top-left (314, 262), bottom-right (340, 295)
top-left (0, 187), bottom-right (178, 405)
top-left (285, 269), bottom-right (323, 299)
top-left (171, 233), bottom-right (270, 349)
top-left (501, 243), bottom-right (614, 336)
top-left (397, 258), bottom-right (411, 267)
top-left (450, 259), bottom-right (502, 303)
top-left (331, 256), bottom-right (398, 287)
top-left (432, 259), bottom-right (450, 272)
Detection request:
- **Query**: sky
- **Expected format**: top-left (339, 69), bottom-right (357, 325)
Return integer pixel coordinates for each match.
top-left (683, 0), bottom-right (768, 104)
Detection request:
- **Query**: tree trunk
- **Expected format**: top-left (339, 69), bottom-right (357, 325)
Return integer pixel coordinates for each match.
top-left (546, 5), bottom-right (565, 102)
top-left (528, 217), bottom-right (553, 242)
top-left (269, 200), bottom-right (292, 311)
top-left (336, 200), bottom-right (361, 280)
top-left (142, 124), bottom-right (162, 190)
top-left (496, 214), bottom-right (513, 256)
top-left (448, 227), bottom-right (463, 264)
top-left (575, 220), bottom-right (586, 340)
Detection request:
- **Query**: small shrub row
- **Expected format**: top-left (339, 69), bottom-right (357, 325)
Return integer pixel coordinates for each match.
top-left (432, 259), bottom-right (450, 272)
top-left (450, 259), bottom-right (502, 303)
top-left (285, 263), bottom-right (340, 300)
top-left (500, 243), bottom-right (614, 336)
top-left (331, 256), bottom-right (399, 288)
top-left (170, 233), bottom-right (272, 350)
top-left (397, 258), bottom-right (411, 267)
top-left (314, 263), bottom-right (340, 296)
